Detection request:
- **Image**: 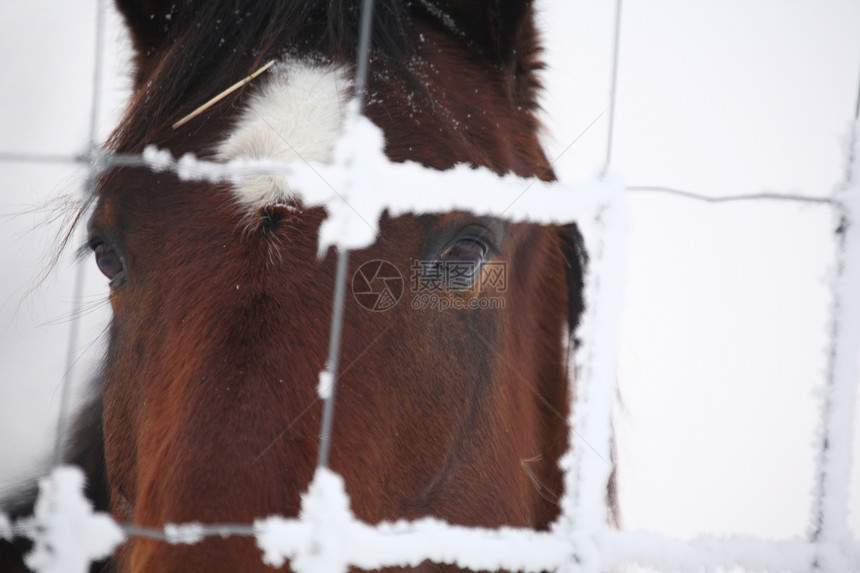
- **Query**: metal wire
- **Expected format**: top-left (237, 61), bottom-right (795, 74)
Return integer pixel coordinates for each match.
top-left (601, 0), bottom-right (623, 178)
top-left (0, 152), bottom-right (84, 164)
top-left (121, 523), bottom-right (256, 542)
top-left (316, 0), bottom-right (377, 470)
top-left (52, 0), bottom-right (107, 468)
top-left (627, 186), bottom-right (836, 205)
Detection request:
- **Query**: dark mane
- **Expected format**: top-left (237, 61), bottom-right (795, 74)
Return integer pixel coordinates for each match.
top-left (113, 0), bottom-right (405, 151)
top-left (112, 0), bottom-right (548, 174)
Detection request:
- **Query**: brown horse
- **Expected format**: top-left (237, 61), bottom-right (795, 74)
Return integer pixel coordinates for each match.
top-left (1, 1), bottom-right (601, 571)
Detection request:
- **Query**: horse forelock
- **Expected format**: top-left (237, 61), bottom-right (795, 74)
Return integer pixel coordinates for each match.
top-left (107, 1), bottom-right (550, 171)
top-left (109, 0), bottom-right (414, 155)
top-left (216, 61), bottom-right (351, 208)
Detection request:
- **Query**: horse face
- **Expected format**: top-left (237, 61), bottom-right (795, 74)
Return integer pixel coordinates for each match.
top-left (85, 1), bottom-right (584, 570)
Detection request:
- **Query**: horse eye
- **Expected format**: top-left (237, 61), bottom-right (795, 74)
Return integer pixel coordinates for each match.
top-left (439, 238), bottom-right (488, 290)
top-left (93, 243), bottom-right (124, 281)
top-left (441, 238), bottom-right (487, 263)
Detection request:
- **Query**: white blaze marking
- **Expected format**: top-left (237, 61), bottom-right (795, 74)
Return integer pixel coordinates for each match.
top-left (217, 61), bottom-right (350, 208)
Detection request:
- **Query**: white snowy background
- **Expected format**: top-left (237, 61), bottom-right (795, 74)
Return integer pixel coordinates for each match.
top-left (1, 0), bottom-right (859, 566)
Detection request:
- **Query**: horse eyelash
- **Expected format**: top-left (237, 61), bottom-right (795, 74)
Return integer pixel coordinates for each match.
top-left (74, 242), bottom-right (94, 262)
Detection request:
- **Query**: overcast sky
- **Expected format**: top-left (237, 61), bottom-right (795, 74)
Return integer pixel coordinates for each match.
top-left (1, 0), bottom-right (859, 555)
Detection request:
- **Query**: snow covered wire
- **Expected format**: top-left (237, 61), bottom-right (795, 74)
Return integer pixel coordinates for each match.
top-left (7, 464), bottom-right (860, 573)
top-left (604, 531), bottom-right (820, 572)
top-left (103, 132), bottom-right (626, 254)
top-left (17, 468), bottom-right (124, 573)
top-left (254, 469), bottom-right (575, 573)
top-left (810, 118), bottom-right (860, 571)
top-left (554, 189), bottom-right (627, 573)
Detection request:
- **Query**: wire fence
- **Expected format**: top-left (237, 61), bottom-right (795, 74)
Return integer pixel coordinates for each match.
top-left (2, 0), bottom-right (860, 572)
